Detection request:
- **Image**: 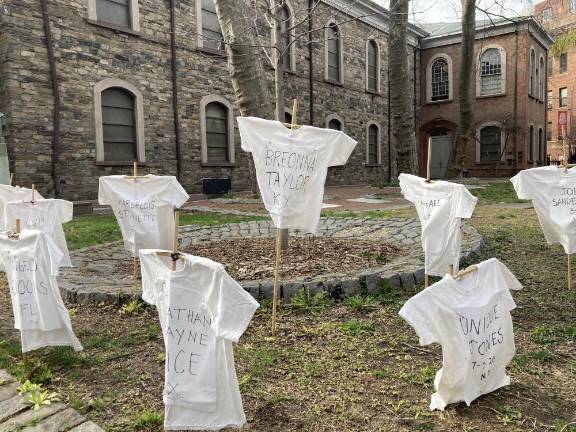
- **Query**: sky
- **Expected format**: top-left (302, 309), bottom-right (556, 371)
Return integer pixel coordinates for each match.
top-left (376, 0), bottom-right (536, 24)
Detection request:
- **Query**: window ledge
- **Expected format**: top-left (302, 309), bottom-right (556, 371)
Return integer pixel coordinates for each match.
top-left (364, 163), bottom-right (383, 167)
top-left (201, 162), bottom-right (236, 167)
top-left (96, 161), bottom-right (147, 166)
top-left (476, 93), bottom-right (506, 99)
top-left (86, 19), bottom-right (140, 37)
top-left (325, 79), bottom-right (343, 87)
top-left (426, 99), bottom-right (452, 105)
top-left (366, 89), bottom-right (381, 96)
top-left (197, 46), bottom-right (227, 57)
top-left (475, 161), bottom-right (503, 165)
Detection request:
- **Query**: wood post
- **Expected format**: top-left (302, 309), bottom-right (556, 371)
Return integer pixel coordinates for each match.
top-left (31, 184), bottom-right (35, 204)
top-left (426, 137), bottom-right (432, 182)
top-left (133, 161), bottom-right (138, 285)
top-left (562, 127), bottom-right (571, 289)
top-left (448, 264), bottom-right (454, 276)
top-left (568, 254), bottom-right (572, 290)
top-left (15, 219), bottom-right (20, 235)
top-left (424, 273), bottom-right (429, 288)
top-left (271, 228), bottom-right (282, 336)
top-left (172, 209), bottom-right (179, 271)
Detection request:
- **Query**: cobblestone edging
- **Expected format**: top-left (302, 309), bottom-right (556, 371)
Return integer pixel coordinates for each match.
top-left (0, 369), bottom-right (104, 431)
top-left (59, 218), bottom-right (484, 305)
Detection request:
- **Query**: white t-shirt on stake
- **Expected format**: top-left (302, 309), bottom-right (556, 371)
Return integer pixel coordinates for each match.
top-left (237, 116), bottom-right (357, 233)
top-left (140, 250), bottom-right (259, 431)
top-left (0, 185), bottom-right (44, 227)
top-left (399, 173), bottom-right (478, 276)
top-left (399, 258), bottom-right (522, 410)
top-left (511, 165), bottom-right (576, 254)
top-left (0, 230), bottom-right (82, 353)
top-left (98, 175), bottom-right (189, 254)
top-left (4, 199), bottom-right (74, 267)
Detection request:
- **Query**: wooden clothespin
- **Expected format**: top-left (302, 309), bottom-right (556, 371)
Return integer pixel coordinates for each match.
top-left (282, 99), bottom-right (302, 130)
top-left (453, 264), bottom-right (478, 280)
top-left (125, 161), bottom-right (147, 181)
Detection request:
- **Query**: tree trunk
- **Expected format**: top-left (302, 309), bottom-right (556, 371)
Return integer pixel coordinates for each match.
top-left (213, 0), bottom-right (273, 194)
top-left (388, 0), bottom-right (417, 177)
top-left (447, 0), bottom-right (475, 179)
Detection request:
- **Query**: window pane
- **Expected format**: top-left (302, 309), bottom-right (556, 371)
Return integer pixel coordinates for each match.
top-left (367, 41), bottom-right (378, 91)
top-left (202, 0), bottom-right (223, 51)
top-left (548, 91), bottom-right (553, 110)
top-left (560, 87), bottom-right (568, 107)
top-left (368, 125), bottom-right (378, 164)
top-left (327, 24), bottom-right (340, 81)
top-left (480, 49), bottom-right (502, 96)
top-left (529, 126), bottom-right (534, 160)
top-left (560, 53), bottom-right (568, 73)
top-left (548, 56), bottom-right (553, 77)
top-left (480, 126), bottom-right (501, 161)
top-left (206, 102), bottom-right (229, 162)
top-left (101, 88), bottom-right (137, 161)
top-left (431, 58), bottom-right (449, 101)
top-left (279, 6), bottom-right (292, 70)
top-left (96, 0), bottom-right (130, 28)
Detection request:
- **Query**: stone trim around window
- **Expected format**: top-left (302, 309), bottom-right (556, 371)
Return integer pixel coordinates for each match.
top-left (93, 78), bottom-right (146, 164)
top-left (365, 121), bottom-right (381, 165)
top-left (475, 44), bottom-right (507, 98)
top-left (365, 39), bottom-right (381, 94)
top-left (196, 0), bottom-right (225, 54)
top-left (325, 114), bottom-right (345, 132)
top-left (475, 121), bottom-right (505, 163)
top-left (200, 95), bottom-right (236, 166)
top-left (538, 54), bottom-right (545, 101)
top-left (87, 0), bottom-right (140, 32)
top-left (426, 53), bottom-right (453, 103)
top-left (272, 0), bottom-right (297, 73)
top-left (324, 18), bottom-right (344, 85)
top-left (529, 46), bottom-right (536, 97)
top-left (528, 123), bottom-right (535, 162)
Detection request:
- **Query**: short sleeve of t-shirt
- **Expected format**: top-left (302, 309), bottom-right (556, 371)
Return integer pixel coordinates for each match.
top-left (325, 132), bottom-right (357, 167)
top-left (399, 293), bottom-right (439, 346)
top-left (56, 200), bottom-right (74, 223)
top-left (398, 173), bottom-right (417, 203)
top-left (164, 178), bottom-right (189, 208)
top-left (139, 251), bottom-right (161, 306)
top-left (496, 259), bottom-right (522, 292)
top-left (237, 117), bottom-right (256, 153)
top-left (510, 171), bottom-right (532, 200)
top-left (212, 266), bottom-right (259, 342)
top-left (98, 177), bottom-right (112, 205)
top-left (41, 232), bottom-right (64, 276)
top-left (455, 185), bottom-right (478, 219)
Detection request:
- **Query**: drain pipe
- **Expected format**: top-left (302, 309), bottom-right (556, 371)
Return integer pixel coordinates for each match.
top-left (170, 0), bottom-right (182, 181)
top-left (40, 0), bottom-right (60, 197)
top-left (308, 0), bottom-right (314, 126)
top-left (387, 67), bottom-right (392, 183)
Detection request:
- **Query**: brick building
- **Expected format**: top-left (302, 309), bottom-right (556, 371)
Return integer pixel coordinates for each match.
top-left (535, 0), bottom-right (576, 162)
top-left (419, 18), bottom-right (553, 178)
top-left (0, 0), bottom-right (552, 200)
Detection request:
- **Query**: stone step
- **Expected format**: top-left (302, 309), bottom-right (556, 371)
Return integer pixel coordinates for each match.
top-left (0, 382), bottom-right (19, 402)
top-left (0, 395), bottom-right (28, 423)
top-left (21, 407), bottom-right (86, 432)
top-left (0, 402), bottom-right (67, 432)
top-left (69, 421), bottom-right (105, 432)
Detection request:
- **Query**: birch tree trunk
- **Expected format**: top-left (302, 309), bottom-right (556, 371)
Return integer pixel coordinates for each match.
top-left (388, 0), bottom-right (417, 176)
top-left (447, 0), bottom-right (475, 178)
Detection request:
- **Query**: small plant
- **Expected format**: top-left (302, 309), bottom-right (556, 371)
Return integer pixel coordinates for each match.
top-left (376, 280), bottom-right (404, 305)
top-left (345, 294), bottom-right (379, 311)
top-left (119, 300), bottom-right (144, 316)
top-left (133, 408), bottom-right (163, 429)
top-left (17, 380), bottom-right (59, 411)
top-left (496, 405), bottom-right (522, 425)
top-left (68, 308), bottom-right (77, 318)
top-left (291, 288), bottom-right (333, 313)
top-left (340, 319), bottom-right (374, 336)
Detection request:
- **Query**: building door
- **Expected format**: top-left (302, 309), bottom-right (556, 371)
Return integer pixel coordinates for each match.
top-left (429, 128), bottom-right (452, 179)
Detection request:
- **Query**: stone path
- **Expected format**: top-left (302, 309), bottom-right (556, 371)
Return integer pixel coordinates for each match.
top-left (60, 217), bottom-right (484, 305)
top-left (0, 369), bottom-right (104, 432)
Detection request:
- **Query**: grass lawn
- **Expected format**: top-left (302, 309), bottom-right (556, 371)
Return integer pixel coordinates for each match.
top-left (63, 212), bottom-right (268, 250)
top-left (469, 181), bottom-right (529, 205)
top-left (0, 202), bottom-right (574, 431)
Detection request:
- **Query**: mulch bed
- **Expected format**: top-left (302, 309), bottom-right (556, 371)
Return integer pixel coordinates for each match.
top-left (115, 237), bottom-right (404, 281)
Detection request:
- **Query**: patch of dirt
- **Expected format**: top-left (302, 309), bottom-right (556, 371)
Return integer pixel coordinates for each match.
top-left (114, 237), bottom-right (404, 281)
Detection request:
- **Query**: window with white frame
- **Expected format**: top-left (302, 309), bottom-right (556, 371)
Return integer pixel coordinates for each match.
top-left (479, 125), bottom-right (501, 161)
top-left (278, 3), bottom-right (295, 71)
top-left (529, 125), bottom-right (534, 161)
top-left (529, 49), bottom-right (536, 96)
top-left (94, 78), bottom-right (145, 163)
top-left (560, 87), bottom-right (568, 107)
top-left (326, 22), bottom-right (342, 83)
top-left (480, 48), bottom-right (503, 96)
top-left (88, 0), bottom-right (140, 31)
top-left (431, 57), bottom-right (449, 101)
top-left (197, 0), bottom-right (224, 52)
top-left (367, 123), bottom-right (379, 164)
top-left (367, 40), bottom-right (379, 92)
top-left (200, 95), bottom-right (235, 165)
top-left (539, 57), bottom-right (545, 100)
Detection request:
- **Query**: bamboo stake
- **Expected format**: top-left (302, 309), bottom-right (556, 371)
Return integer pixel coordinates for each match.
top-left (172, 209), bottom-right (179, 271)
top-left (271, 228), bottom-right (282, 336)
top-left (15, 219), bottom-right (20, 236)
top-left (448, 264), bottom-right (454, 276)
top-left (424, 273), bottom-right (429, 288)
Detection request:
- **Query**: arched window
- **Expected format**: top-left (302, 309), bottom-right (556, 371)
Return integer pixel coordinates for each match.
top-left (480, 48), bottom-right (503, 96)
top-left (478, 125), bottom-right (501, 162)
top-left (367, 123), bottom-right (380, 165)
top-left (366, 40), bottom-right (379, 93)
top-left (89, 0), bottom-right (139, 30)
top-left (529, 49), bottom-right (536, 96)
top-left (539, 56), bottom-right (545, 100)
top-left (431, 58), bottom-right (449, 101)
top-left (328, 118), bottom-right (342, 131)
top-left (529, 125), bottom-right (534, 161)
top-left (200, 95), bottom-right (235, 165)
top-left (197, 0), bottom-right (224, 51)
top-left (94, 79), bottom-right (145, 163)
top-left (279, 4), bottom-right (295, 71)
top-left (325, 22), bottom-right (342, 83)
top-left (538, 127), bottom-right (544, 162)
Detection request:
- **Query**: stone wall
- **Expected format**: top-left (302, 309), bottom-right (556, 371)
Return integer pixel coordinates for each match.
top-left (0, 0), bottom-right (416, 200)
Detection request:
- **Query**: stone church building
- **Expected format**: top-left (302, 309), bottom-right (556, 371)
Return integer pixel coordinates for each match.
top-left (0, 0), bottom-right (552, 200)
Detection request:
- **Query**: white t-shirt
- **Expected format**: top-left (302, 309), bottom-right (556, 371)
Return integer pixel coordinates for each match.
top-left (140, 250), bottom-right (259, 431)
top-left (511, 165), bottom-right (576, 254)
top-left (0, 185), bottom-right (44, 227)
top-left (0, 230), bottom-right (82, 353)
top-left (399, 258), bottom-right (522, 410)
top-left (4, 199), bottom-right (73, 267)
top-left (99, 175), bottom-right (189, 254)
top-left (399, 173), bottom-right (478, 276)
top-left (237, 117), bottom-right (357, 233)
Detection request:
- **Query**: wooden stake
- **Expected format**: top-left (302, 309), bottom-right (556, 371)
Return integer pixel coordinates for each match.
top-left (271, 228), bottom-right (282, 336)
top-left (426, 137), bottom-right (432, 182)
top-left (568, 254), bottom-right (572, 290)
top-left (31, 184), bottom-right (35, 204)
top-left (448, 264), bottom-right (454, 276)
top-left (172, 209), bottom-right (179, 271)
top-left (424, 273), bottom-right (429, 288)
top-left (15, 219), bottom-right (20, 236)
top-left (10, 174), bottom-right (13, 186)
top-left (132, 161), bottom-right (138, 285)
top-left (133, 161), bottom-right (138, 179)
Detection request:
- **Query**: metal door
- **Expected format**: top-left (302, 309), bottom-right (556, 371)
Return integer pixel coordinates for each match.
top-left (430, 135), bottom-right (452, 179)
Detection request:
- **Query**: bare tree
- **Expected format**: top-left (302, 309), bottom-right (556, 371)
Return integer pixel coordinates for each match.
top-left (447, 0), bottom-right (475, 179)
top-left (388, 0), bottom-right (418, 175)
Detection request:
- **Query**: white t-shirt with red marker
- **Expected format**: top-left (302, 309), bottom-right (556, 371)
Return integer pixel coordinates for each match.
top-left (237, 117), bottom-right (357, 233)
